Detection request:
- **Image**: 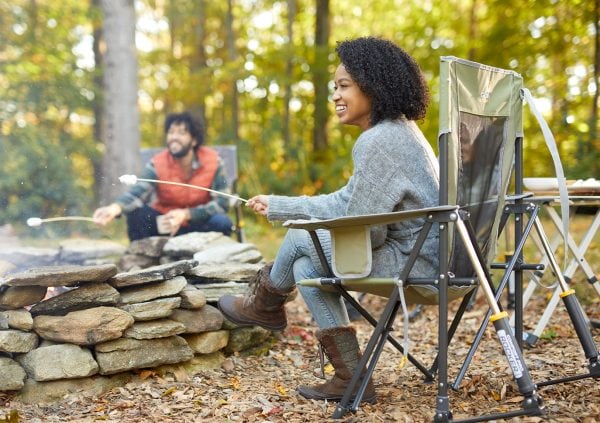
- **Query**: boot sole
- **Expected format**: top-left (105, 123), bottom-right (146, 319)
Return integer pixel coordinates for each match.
top-left (217, 303), bottom-right (287, 331)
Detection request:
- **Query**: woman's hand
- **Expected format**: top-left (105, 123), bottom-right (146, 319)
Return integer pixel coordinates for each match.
top-left (246, 195), bottom-right (269, 216)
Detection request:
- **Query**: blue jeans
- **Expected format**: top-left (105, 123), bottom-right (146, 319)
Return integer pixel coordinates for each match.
top-left (269, 228), bottom-right (349, 329)
top-left (125, 205), bottom-right (233, 241)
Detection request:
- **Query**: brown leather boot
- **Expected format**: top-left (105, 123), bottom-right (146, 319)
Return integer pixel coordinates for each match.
top-left (298, 326), bottom-right (377, 403)
top-left (217, 264), bottom-right (293, 331)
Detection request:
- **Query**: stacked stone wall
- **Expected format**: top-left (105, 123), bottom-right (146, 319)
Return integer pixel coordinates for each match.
top-left (0, 232), bottom-right (272, 401)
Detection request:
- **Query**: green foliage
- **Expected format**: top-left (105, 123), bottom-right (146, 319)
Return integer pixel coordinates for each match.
top-left (0, 127), bottom-right (90, 234)
top-left (540, 327), bottom-right (558, 340)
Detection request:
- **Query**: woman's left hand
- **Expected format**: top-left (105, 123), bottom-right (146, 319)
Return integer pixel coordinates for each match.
top-left (247, 195), bottom-right (269, 216)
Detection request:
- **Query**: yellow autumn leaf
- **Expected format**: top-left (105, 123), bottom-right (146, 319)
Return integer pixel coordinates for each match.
top-left (162, 386), bottom-right (176, 397)
top-left (397, 355), bottom-right (408, 370)
top-left (324, 363), bottom-right (334, 376)
top-left (231, 375), bottom-right (241, 390)
top-left (275, 382), bottom-right (288, 396)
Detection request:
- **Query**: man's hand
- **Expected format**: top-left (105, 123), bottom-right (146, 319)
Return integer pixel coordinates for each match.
top-left (164, 208), bottom-right (191, 235)
top-left (247, 195), bottom-right (269, 216)
top-left (93, 203), bottom-right (122, 226)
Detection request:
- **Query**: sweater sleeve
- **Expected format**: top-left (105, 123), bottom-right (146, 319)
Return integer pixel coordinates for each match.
top-left (267, 127), bottom-right (402, 248)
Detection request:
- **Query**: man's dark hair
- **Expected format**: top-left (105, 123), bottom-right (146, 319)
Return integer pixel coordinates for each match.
top-left (164, 112), bottom-right (204, 150)
top-left (335, 37), bottom-right (430, 126)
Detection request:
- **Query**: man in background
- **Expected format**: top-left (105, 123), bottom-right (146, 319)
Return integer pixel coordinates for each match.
top-left (93, 112), bottom-right (233, 241)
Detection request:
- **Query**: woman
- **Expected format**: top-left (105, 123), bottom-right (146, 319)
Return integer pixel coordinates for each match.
top-left (218, 36), bottom-right (439, 403)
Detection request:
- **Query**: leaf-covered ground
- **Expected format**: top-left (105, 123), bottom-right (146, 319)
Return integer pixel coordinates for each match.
top-left (2, 291), bottom-right (599, 422)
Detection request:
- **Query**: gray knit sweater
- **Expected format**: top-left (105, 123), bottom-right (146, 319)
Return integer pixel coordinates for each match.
top-left (268, 119), bottom-right (440, 280)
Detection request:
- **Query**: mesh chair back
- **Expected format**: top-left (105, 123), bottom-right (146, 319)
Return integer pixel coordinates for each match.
top-left (438, 57), bottom-right (523, 275)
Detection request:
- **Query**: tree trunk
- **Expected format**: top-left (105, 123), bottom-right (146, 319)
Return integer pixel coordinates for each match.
top-left (591, 0), bottom-right (600, 175)
top-left (99, 0), bottom-right (140, 204)
top-left (91, 0), bottom-right (105, 203)
top-left (312, 0), bottom-right (330, 154)
top-left (226, 0), bottom-right (240, 144)
top-left (190, 0), bottom-right (208, 137)
top-left (283, 0), bottom-right (296, 152)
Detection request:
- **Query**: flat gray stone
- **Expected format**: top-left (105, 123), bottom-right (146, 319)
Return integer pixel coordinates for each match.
top-left (118, 297), bottom-right (181, 321)
top-left (58, 239), bottom-right (127, 263)
top-left (163, 232), bottom-right (236, 257)
top-left (95, 335), bottom-right (194, 375)
top-left (0, 246), bottom-right (59, 268)
top-left (33, 306), bottom-right (134, 345)
top-left (0, 309), bottom-right (33, 331)
top-left (0, 357), bottom-right (26, 390)
top-left (225, 325), bottom-right (272, 354)
top-left (123, 319), bottom-right (186, 340)
top-left (126, 236), bottom-right (169, 258)
top-left (169, 304), bottom-right (223, 333)
top-left (117, 254), bottom-right (159, 272)
top-left (186, 262), bottom-right (262, 282)
top-left (185, 330), bottom-right (229, 354)
top-left (17, 344), bottom-right (99, 381)
top-left (179, 285), bottom-right (207, 309)
top-left (29, 282), bottom-right (120, 317)
top-left (118, 276), bottom-right (187, 304)
top-left (192, 243), bottom-right (263, 264)
top-left (1, 264), bottom-right (118, 288)
top-left (0, 329), bottom-right (39, 353)
top-left (17, 373), bottom-right (132, 404)
top-left (0, 285), bottom-right (47, 310)
top-left (109, 260), bottom-right (198, 288)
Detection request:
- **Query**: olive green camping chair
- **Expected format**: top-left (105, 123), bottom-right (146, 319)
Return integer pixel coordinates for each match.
top-left (284, 57), bottom-right (545, 421)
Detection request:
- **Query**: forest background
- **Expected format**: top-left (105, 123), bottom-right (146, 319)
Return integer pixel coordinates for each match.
top-left (1, 0), bottom-right (599, 242)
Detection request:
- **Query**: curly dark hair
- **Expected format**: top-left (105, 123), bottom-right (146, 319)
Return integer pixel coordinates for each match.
top-left (335, 37), bottom-right (429, 125)
top-left (164, 112), bottom-right (204, 150)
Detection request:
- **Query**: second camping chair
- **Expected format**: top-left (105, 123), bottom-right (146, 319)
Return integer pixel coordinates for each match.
top-left (284, 56), bottom-right (544, 421)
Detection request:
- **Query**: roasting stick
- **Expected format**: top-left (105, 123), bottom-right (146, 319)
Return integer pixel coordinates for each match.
top-left (27, 216), bottom-right (95, 227)
top-left (118, 174), bottom-right (248, 203)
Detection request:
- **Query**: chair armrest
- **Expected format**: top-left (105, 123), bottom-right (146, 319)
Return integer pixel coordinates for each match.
top-left (283, 205), bottom-right (456, 278)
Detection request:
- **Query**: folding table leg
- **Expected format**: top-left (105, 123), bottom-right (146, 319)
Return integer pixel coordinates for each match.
top-left (525, 209), bottom-right (600, 345)
top-left (531, 218), bottom-right (600, 386)
top-left (545, 205), bottom-right (600, 296)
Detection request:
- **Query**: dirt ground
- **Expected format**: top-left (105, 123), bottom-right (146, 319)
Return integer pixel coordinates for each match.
top-left (2, 290), bottom-right (599, 423)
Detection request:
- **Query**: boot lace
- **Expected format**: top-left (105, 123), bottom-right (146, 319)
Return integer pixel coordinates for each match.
top-left (242, 292), bottom-right (257, 308)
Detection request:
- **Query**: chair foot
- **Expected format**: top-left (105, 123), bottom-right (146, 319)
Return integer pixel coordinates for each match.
top-left (433, 411), bottom-right (452, 423)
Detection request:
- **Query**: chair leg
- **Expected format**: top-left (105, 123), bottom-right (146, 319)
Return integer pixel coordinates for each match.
top-left (453, 219), bottom-right (544, 420)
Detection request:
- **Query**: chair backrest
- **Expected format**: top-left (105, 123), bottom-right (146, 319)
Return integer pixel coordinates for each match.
top-left (438, 57), bottom-right (523, 276)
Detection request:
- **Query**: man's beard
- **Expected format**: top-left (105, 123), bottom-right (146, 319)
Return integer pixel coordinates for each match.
top-left (169, 143), bottom-right (193, 158)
